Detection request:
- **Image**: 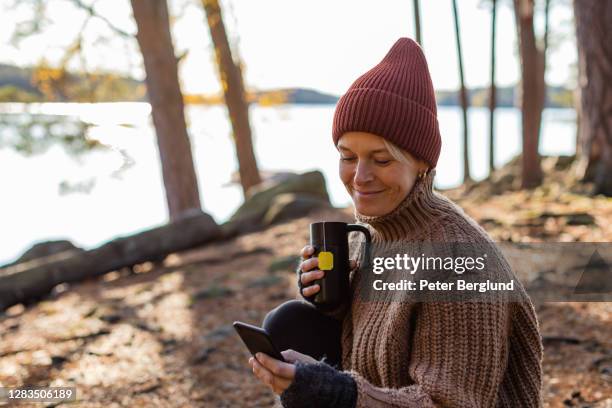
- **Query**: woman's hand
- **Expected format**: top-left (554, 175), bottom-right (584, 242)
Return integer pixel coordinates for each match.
top-left (298, 245), bottom-right (357, 298)
top-left (248, 349), bottom-right (318, 395)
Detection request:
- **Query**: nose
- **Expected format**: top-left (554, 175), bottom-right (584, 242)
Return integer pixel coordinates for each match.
top-left (353, 160), bottom-right (375, 186)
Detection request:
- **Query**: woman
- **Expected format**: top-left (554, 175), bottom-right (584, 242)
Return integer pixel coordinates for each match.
top-left (248, 38), bottom-right (543, 407)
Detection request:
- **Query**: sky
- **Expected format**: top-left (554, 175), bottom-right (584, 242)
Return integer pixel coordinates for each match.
top-left (0, 0), bottom-right (577, 96)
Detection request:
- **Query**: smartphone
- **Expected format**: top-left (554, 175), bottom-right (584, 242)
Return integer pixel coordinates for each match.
top-left (233, 321), bottom-right (286, 362)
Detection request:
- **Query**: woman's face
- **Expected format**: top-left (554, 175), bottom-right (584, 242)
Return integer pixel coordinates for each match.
top-left (338, 132), bottom-right (424, 217)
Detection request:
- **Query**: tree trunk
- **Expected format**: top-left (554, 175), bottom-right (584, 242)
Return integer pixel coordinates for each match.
top-left (574, 0), bottom-right (612, 196)
top-left (543, 0), bottom-right (551, 72)
top-left (131, 0), bottom-right (202, 220)
top-left (202, 0), bottom-right (261, 196)
top-left (543, 0), bottom-right (551, 110)
top-left (489, 0), bottom-right (498, 174)
top-left (513, 0), bottom-right (544, 188)
top-left (0, 211), bottom-right (222, 311)
top-left (452, 0), bottom-right (471, 183)
top-left (413, 0), bottom-right (422, 45)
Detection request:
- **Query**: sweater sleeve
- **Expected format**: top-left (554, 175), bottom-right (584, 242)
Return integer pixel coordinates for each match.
top-left (346, 301), bottom-right (511, 408)
top-left (280, 361), bottom-right (357, 408)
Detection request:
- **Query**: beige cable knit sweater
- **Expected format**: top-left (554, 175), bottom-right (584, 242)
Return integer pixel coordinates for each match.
top-left (326, 169), bottom-right (543, 407)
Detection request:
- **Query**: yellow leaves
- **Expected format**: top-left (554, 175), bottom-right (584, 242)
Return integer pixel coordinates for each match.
top-left (135, 83), bottom-right (147, 100)
top-left (30, 61), bottom-right (144, 102)
top-left (33, 67), bottom-right (64, 82)
top-left (31, 62), bottom-right (68, 101)
top-left (257, 90), bottom-right (289, 107)
top-left (183, 93), bottom-right (223, 105)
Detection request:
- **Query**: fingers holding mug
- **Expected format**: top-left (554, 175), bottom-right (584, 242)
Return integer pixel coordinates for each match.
top-left (299, 256), bottom-right (318, 273)
top-left (300, 269), bottom-right (324, 287)
top-left (301, 283), bottom-right (320, 297)
top-left (298, 245), bottom-right (322, 298)
top-left (300, 245), bottom-right (315, 260)
top-left (300, 269), bottom-right (324, 297)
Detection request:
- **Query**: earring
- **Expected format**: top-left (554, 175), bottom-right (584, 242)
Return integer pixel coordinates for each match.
top-left (418, 169), bottom-right (428, 179)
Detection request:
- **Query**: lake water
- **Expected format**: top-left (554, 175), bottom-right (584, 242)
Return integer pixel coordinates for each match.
top-left (0, 103), bottom-right (576, 265)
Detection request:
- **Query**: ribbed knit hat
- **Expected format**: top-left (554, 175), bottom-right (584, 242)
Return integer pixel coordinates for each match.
top-left (332, 38), bottom-right (441, 168)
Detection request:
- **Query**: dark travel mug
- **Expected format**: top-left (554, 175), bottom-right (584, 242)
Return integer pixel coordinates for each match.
top-left (308, 221), bottom-right (371, 307)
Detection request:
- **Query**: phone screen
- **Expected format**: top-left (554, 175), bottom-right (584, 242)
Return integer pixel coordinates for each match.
top-left (233, 321), bottom-right (286, 362)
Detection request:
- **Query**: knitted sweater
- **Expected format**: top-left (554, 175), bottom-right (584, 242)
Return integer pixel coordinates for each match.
top-left (282, 170), bottom-right (543, 407)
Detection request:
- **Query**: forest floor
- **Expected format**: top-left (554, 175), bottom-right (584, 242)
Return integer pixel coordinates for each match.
top-left (1, 156), bottom-right (611, 407)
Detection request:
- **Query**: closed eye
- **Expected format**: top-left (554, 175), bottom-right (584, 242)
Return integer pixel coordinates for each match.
top-left (340, 157), bottom-right (392, 165)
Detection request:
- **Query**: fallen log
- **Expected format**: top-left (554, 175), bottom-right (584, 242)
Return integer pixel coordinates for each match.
top-left (0, 210), bottom-right (222, 311)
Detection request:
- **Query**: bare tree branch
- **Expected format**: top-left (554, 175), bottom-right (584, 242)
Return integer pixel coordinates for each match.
top-left (69, 0), bottom-right (134, 38)
top-left (10, 0), bottom-right (51, 44)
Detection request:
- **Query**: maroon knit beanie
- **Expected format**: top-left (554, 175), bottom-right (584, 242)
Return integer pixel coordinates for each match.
top-left (332, 38), bottom-right (441, 168)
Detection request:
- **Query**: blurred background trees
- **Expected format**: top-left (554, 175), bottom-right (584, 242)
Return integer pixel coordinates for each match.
top-left (513, 0), bottom-right (546, 188)
top-left (574, 0), bottom-right (612, 196)
top-left (4, 0), bottom-right (264, 219)
top-left (2, 0), bottom-right (611, 221)
top-left (412, 0), bottom-right (422, 45)
top-left (201, 0), bottom-right (261, 196)
top-left (489, 0), bottom-right (498, 174)
top-left (131, 0), bottom-right (202, 220)
top-left (452, 0), bottom-right (472, 183)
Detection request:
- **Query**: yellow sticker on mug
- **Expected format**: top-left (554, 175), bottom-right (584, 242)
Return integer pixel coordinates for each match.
top-left (318, 251), bottom-right (334, 270)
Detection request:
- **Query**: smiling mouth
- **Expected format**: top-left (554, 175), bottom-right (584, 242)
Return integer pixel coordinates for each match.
top-left (354, 189), bottom-right (385, 197)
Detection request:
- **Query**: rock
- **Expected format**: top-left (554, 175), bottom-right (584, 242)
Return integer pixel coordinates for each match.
top-left (565, 213), bottom-right (595, 226)
top-left (99, 314), bottom-right (122, 324)
top-left (193, 285), bottom-right (235, 300)
top-left (553, 155), bottom-right (576, 170)
top-left (593, 356), bottom-right (612, 377)
top-left (245, 171), bottom-right (299, 193)
top-left (263, 193), bottom-right (331, 225)
top-left (50, 355), bottom-right (69, 367)
top-left (230, 171), bottom-right (330, 224)
top-left (1, 240), bottom-right (83, 268)
top-left (268, 256), bottom-right (300, 274)
top-left (220, 217), bottom-right (260, 237)
top-left (133, 380), bottom-right (161, 394)
top-left (225, 170), bottom-right (297, 189)
top-left (480, 218), bottom-right (503, 227)
top-left (134, 322), bottom-right (162, 333)
top-left (161, 338), bottom-right (179, 355)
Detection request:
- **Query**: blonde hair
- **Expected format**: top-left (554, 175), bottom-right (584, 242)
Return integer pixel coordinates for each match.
top-left (382, 138), bottom-right (426, 171)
